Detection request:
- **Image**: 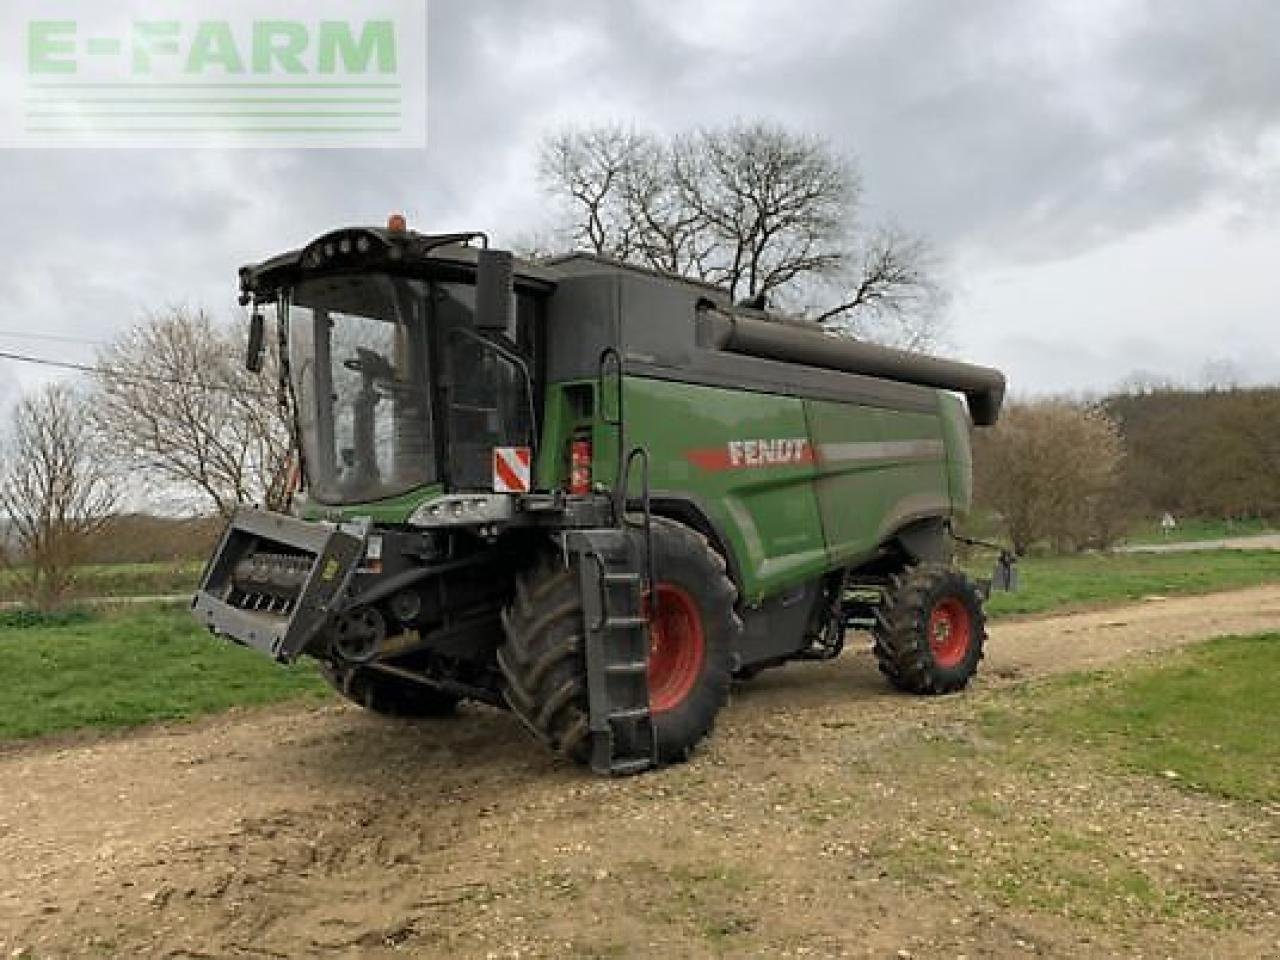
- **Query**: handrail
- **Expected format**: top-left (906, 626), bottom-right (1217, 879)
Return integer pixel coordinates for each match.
top-left (597, 348), bottom-right (626, 521)
top-left (622, 446), bottom-right (656, 603)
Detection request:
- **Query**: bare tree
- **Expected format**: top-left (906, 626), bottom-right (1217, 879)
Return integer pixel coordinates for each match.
top-left (1116, 370), bottom-right (1180, 395)
top-left (1106, 386), bottom-right (1280, 523)
top-left (0, 383), bottom-right (120, 609)
top-left (508, 228), bottom-right (562, 263)
top-left (1199, 358), bottom-right (1243, 391)
top-left (973, 401), bottom-right (1128, 555)
top-left (537, 121), bottom-right (944, 348)
top-left (94, 307), bottom-right (292, 519)
top-left (538, 125), bottom-right (646, 260)
top-left (810, 226), bottom-right (947, 348)
top-left (670, 123), bottom-right (851, 301)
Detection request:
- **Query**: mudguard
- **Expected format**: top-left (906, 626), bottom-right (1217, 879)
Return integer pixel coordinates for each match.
top-left (190, 507), bottom-right (365, 663)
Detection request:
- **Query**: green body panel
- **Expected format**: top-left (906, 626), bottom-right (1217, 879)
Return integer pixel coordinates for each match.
top-left (804, 399), bottom-right (952, 568)
top-left (937, 392), bottom-right (974, 515)
top-left (582, 375), bottom-right (964, 603)
top-left (299, 484), bottom-right (443, 525)
top-left (599, 377), bottom-right (825, 603)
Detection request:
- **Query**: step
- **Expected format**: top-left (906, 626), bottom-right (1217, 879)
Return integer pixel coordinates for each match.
top-left (609, 758), bottom-right (654, 776)
top-left (602, 572), bottom-right (643, 585)
top-left (605, 660), bottom-right (648, 675)
top-left (603, 615), bottom-right (647, 630)
top-left (608, 706), bottom-right (651, 722)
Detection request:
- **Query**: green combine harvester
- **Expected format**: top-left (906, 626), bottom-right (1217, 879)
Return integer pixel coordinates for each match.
top-left (193, 217), bottom-right (1014, 775)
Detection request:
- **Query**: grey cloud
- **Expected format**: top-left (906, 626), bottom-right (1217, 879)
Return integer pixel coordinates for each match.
top-left (981, 328), bottom-right (1280, 397)
top-left (423, 0), bottom-right (1280, 264)
top-left (0, 0), bottom-right (1276, 402)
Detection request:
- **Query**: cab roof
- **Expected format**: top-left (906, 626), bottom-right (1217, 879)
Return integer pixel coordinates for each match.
top-left (238, 225), bottom-right (733, 307)
top-left (238, 226), bottom-right (560, 304)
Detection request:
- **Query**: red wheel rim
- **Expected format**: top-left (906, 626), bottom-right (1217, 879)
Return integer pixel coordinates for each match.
top-left (646, 583), bottom-right (706, 714)
top-left (928, 597), bottom-right (972, 669)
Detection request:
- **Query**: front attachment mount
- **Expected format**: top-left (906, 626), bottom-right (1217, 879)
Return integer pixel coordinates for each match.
top-left (191, 507), bottom-right (366, 662)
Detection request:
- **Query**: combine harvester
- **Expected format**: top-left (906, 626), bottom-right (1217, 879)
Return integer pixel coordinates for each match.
top-left (193, 217), bottom-right (1014, 775)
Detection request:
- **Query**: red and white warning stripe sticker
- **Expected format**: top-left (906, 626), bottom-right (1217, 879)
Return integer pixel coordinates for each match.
top-left (492, 446), bottom-right (532, 493)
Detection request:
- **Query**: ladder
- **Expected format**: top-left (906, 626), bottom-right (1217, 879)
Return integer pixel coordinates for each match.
top-left (567, 528), bottom-right (657, 776)
top-left (566, 349), bottom-right (661, 774)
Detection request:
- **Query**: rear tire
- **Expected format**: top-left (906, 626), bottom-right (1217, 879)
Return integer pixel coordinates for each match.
top-left (320, 663), bottom-right (461, 718)
top-left (497, 519), bottom-right (741, 767)
top-left (872, 563), bottom-right (986, 694)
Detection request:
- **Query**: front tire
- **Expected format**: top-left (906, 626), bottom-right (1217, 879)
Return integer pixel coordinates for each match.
top-left (497, 519), bottom-right (741, 768)
top-left (872, 564), bottom-right (986, 694)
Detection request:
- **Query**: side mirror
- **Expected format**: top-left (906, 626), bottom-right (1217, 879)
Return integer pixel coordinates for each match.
top-left (475, 248), bottom-right (514, 333)
top-left (246, 311), bottom-right (266, 373)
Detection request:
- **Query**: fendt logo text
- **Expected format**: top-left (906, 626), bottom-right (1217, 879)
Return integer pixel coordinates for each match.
top-left (2, 2), bottom-right (427, 149)
top-left (685, 438), bottom-right (815, 472)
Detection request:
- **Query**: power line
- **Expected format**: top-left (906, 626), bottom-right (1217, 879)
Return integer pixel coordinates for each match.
top-left (0, 350), bottom-right (110, 377)
top-left (0, 330), bottom-right (108, 346)
top-left (0, 349), bottom-right (273, 396)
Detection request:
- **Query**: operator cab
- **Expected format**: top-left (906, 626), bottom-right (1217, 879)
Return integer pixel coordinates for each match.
top-left (239, 218), bottom-right (554, 507)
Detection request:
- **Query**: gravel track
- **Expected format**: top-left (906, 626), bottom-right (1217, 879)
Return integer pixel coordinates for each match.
top-left (2, 585), bottom-right (1278, 959)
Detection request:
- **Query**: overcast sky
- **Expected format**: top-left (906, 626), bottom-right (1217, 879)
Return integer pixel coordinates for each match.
top-left (1, 0), bottom-right (1277, 413)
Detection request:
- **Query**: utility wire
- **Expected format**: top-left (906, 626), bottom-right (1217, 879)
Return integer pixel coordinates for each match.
top-left (0, 330), bottom-right (108, 346)
top-left (0, 349), bottom-right (273, 396)
top-left (0, 350), bottom-right (112, 377)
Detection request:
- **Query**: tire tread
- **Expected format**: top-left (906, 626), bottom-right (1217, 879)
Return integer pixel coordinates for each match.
top-left (871, 563), bottom-right (987, 695)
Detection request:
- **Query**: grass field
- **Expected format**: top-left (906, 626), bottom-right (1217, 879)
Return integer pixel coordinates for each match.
top-left (982, 633), bottom-right (1279, 804)
top-left (0, 606), bottom-right (326, 741)
top-left (1123, 515), bottom-right (1275, 545)
top-left (977, 549), bottom-right (1280, 617)
top-left (961, 507), bottom-right (1276, 548)
top-left (874, 633), bottom-right (1279, 935)
top-left (0, 560), bottom-right (204, 604)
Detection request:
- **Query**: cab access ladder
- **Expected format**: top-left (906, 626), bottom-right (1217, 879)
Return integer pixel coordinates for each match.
top-left (566, 527), bottom-right (657, 776)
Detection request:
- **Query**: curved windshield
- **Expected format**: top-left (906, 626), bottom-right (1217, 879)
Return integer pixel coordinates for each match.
top-left (288, 275), bottom-right (443, 504)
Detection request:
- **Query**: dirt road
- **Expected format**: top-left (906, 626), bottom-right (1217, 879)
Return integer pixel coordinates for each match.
top-left (2, 586), bottom-right (1278, 959)
top-left (1116, 533), bottom-right (1280, 554)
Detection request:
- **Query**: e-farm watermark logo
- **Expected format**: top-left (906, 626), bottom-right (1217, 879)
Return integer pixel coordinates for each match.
top-left (2, 1), bottom-right (426, 148)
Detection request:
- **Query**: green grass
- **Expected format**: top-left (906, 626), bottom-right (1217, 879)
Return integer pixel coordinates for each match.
top-left (977, 550), bottom-right (1280, 618)
top-left (877, 638), bottom-right (1279, 928)
top-left (0, 606), bottom-right (328, 741)
top-left (1124, 516), bottom-right (1275, 545)
top-left (888, 823), bottom-right (1194, 926)
top-left (0, 560), bottom-right (203, 603)
top-left (983, 633), bottom-right (1280, 804)
top-left (0, 607), bottom-right (96, 629)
